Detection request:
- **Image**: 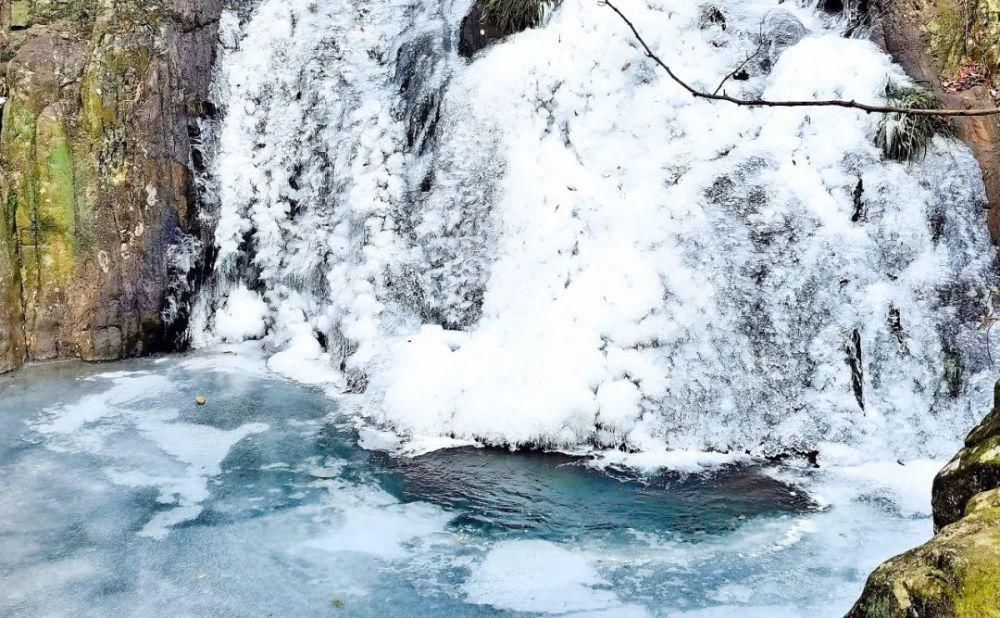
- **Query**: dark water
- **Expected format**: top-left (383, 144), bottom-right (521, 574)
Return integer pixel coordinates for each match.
top-left (384, 448), bottom-right (812, 539)
top-left (0, 350), bottom-right (926, 617)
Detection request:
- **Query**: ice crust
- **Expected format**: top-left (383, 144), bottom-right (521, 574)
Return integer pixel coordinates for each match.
top-left (192, 0), bottom-right (994, 459)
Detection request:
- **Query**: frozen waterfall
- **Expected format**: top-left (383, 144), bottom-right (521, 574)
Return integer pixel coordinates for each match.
top-left (187, 0), bottom-right (996, 461)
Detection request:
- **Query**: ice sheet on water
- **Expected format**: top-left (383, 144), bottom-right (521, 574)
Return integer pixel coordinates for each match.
top-left (192, 0), bottom-right (995, 460)
top-left (463, 539), bottom-right (644, 614)
top-left (303, 480), bottom-right (454, 560)
top-left (0, 356), bottom-right (951, 616)
top-left (28, 368), bottom-right (268, 539)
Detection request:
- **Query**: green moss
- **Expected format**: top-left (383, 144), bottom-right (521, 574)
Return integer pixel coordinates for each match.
top-left (953, 526), bottom-right (1000, 616)
top-left (0, 94), bottom-right (79, 326)
top-left (967, 435), bottom-right (1000, 464)
top-left (930, 0), bottom-right (1000, 77)
top-left (1, 99), bottom-right (38, 150)
top-left (10, 0), bottom-right (30, 27)
top-left (863, 594), bottom-right (892, 618)
top-left (875, 82), bottom-right (951, 162)
top-left (81, 26), bottom-right (157, 189)
top-left (2, 100), bottom-right (39, 246)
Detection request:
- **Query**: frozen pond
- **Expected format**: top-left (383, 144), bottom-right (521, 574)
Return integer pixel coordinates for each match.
top-left (0, 349), bottom-right (942, 616)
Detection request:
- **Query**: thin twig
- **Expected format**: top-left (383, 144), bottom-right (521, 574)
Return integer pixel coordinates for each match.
top-left (713, 39), bottom-right (766, 96)
top-left (601, 0), bottom-right (1000, 118)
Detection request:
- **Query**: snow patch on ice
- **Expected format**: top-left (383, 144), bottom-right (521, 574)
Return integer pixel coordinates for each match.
top-left (303, 481), bottom-right (454, 559)
top-left (31, 369), bottom-right (269, 540)
top-left (463, 540), bottom-right (645, 615)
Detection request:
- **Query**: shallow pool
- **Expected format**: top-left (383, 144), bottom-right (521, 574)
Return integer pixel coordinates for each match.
top-left (0, 349), bottom-right (939, 616)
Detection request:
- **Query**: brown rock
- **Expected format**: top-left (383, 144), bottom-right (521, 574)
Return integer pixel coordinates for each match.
top-left (874, 0), bottom-right (1000, 240)
top-left (0, 0), bottom-right (224, 373)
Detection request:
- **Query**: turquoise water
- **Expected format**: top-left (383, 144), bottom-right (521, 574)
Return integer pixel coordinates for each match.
top-left (0, 350), bottom-right (934, 616)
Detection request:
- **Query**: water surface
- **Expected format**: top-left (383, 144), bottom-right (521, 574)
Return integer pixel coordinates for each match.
top-left (0, 350), bottom-right (934, 616)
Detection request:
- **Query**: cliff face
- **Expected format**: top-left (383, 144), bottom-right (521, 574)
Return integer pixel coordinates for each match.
top-left (0, 0), bottom-right (221, 373)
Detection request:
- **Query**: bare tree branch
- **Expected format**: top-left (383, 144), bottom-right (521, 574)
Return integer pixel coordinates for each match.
top-left (712, 38), bottom-right (765, 97)
top-left (602, 0), bottom-right (1000, 118)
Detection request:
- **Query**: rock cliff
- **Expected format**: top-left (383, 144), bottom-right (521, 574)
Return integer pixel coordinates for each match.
top-left (0, 0), bottom-right (221, 373)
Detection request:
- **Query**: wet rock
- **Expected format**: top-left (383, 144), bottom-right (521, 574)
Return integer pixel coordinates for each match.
top-left (851, 380), bottom-right (1000, 617)
top-left (0, 0), bottom-right (225, 372)
top-left (932, 381), bottom-right (1000, 530)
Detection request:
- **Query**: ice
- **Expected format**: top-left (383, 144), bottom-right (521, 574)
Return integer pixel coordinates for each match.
top-left (0, 355), bottom-right (950, 615)
top-left (303, 481), bottom-right (454, 560)
top-left (463, 540), bottom-right (641, 614)
top-left (32, 372), bottom-right (172, 436)
top-left (191, 0), bottom-right (994, 461)
top-left (26, 367), bottom-right (269, 540)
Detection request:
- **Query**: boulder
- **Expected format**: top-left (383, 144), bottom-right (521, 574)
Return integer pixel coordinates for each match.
top-left (851, 380), bottom-right (1000, 617)
top-left (848, 488), bottom-right (1000, 617)
top-left (932, 381), bottom-right (1000, 530)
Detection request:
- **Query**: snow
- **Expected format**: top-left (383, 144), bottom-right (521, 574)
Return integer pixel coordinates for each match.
top-left (463, 540), bottom-right (642, 614)
top-left (213, 285), bottom-right (269, 342)
top-left (193, 0), bottom-right (994, 462)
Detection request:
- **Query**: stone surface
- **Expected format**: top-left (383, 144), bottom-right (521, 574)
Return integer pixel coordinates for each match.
top-left (851, 381), bottom-right (1000, 617)
top-left (849, 488), bottom-right (1000, 617)
top-left (0, 0), bottom-right (222, 372)
top-left (874, 0), bottom-right (1000, 240)
top-left (932, 381), bottom-right (1000, 530)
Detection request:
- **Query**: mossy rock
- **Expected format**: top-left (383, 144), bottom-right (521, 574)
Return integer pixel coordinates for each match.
top-left (849, 488), bottom-right (1000, 617)
top-left (0, 0), bottom-right (224, 371)
top-left (932, 380), bottom-right (1000, 530)
top-left (929, 0), bottom-right (1000, 77)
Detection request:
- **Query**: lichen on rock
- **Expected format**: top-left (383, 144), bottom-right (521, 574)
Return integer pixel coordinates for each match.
top-left (932, 380), bottom-right (1000, 530)
top-left (851, 380), bottom-right (1000, 617)
top-left (0, 0), bottom-right (223, 371)
top-left (849, 487), bottom-right (1000, 617)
